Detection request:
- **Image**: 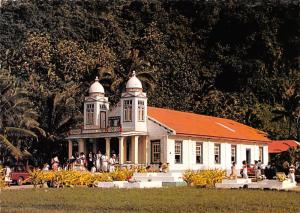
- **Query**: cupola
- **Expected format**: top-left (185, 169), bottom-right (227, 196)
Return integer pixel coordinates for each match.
top-left (126, 71), bottom-right (143, 92)
top-left (89, 77), bottom-right (104, 96)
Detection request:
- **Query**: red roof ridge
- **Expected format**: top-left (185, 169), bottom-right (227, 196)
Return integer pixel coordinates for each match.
top-left (149, 106), bottom-right (226, 120)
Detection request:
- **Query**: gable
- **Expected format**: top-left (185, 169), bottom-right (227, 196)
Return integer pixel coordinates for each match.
top-left (147, 117), bottom-right (175, 137)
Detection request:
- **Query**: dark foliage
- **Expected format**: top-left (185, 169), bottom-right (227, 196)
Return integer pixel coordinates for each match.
top-left (0, 0), bottom-right (299, 162)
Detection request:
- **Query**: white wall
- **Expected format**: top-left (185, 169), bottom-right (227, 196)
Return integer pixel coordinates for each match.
top-left (165, 136), bottom-right (269, 173)
top-left (147, 119), bottom-right (169, 164)
top-left (83, 96), bottom-right (109, 129)
top-left (263, 145), bottom-right (268, 165)
top-left (134, 98), bottom-right (148, 132)
top-left (120, 92), bottom-right (147, 132)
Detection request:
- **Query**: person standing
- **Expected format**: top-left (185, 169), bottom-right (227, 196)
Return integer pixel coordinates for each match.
top-left (51, 156), bottom-right (59, 171)
top-left (230, 162), bottom-right (237, 179)
top-left (95, 150), bottom-right (102, 172)
top-left (79, 152), bottom-right (86, 171)
top-left (101, 153), bottom-right (108, 172)
top-left (253, 160), bottom-right (259, 180)
top-left (87, 151), bottom-right (94, 171)
top-left (258, 160), bottom-right (265, 176)
top-left (288, 164), bottom-right (296, 183)
top-left (42, 163), bottom-right (50, 171)
top-left (242, 160), bottom-right (248, 179)
top-left (268, 162), bottom-right (277, 179)
top-left (109, 154), bottom-right (116, 173)
top-left (4, 164), bottom-right (12, 185)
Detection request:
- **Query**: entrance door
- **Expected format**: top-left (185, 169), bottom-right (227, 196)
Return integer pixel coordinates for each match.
top-left (96, 138), bottom-right (106, 155)
top-left (246, 149), bottom-right (251, 164)
top-left (151, 140), bottom-right (161, 164)
top-left (110, 138), bottom-right (119, 157)
top-left (86, 141), bottom-right (93, 154)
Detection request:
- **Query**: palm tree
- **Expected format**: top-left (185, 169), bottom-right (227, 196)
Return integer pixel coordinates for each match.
top-left (36, 84), bottom-right (81, 163)
top-left (99, 49), bottom-right (156, 102)
top-left (272, 74), bottom-right (300, 139)
top-left (0, 69), bottom-right (39, 160)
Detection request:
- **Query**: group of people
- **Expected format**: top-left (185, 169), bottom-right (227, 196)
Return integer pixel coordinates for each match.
top-left (45, 151), bottom-right (118, 173)
top-left (229, 159), bottom-right (297, 182)
top-left (70, 151), bottom-right (118, 173)
top-left (229, 160), bottom-right (265, 179)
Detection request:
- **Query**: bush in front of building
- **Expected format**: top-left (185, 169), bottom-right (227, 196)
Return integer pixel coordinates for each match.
top-left (0, 167), bottom-right (8, 189)
top-left (110, 168), bottom-right (134, 181)
top-left (28, 170), bottom-right (113, 188)
top-left (183, 169), bottom-right (226, 188)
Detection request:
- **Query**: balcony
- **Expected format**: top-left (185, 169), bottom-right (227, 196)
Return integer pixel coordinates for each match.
top-left (68, 125), bottom-right (122, 136)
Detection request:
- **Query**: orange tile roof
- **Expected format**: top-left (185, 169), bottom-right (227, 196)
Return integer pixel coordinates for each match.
top-left (148, 107), bottom-right (270, 143)
top-left (268, 140), bottom-right (299, 153)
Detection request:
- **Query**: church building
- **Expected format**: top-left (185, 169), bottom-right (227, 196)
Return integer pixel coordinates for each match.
top-left (66, 72), bottom-right (269, 172)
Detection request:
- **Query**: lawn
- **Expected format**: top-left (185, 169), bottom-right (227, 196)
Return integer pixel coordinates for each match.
top-left (1, 187), bottom-right (299, 213)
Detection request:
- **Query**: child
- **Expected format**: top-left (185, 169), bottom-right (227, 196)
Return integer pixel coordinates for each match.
top-left (230, 162), bottom-right (237, 179)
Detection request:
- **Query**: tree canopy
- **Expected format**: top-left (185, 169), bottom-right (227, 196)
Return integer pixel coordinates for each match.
top-left (0, 0), bottom-right (299, 163)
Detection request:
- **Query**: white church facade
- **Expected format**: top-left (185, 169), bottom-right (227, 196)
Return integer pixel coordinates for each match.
top-left (67, 72), bottom-right (269, 172)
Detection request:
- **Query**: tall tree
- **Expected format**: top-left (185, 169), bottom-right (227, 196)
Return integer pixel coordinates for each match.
top-left (0, 69), bottom-right (38, 160)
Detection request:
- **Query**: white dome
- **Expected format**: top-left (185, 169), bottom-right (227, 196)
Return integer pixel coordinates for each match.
top-left (89, 77), bottom-right (104, 94)
top-left (126, 71), bottom-right (142, 89)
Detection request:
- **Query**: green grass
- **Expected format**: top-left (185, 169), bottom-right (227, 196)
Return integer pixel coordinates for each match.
top-left (1, 187), bottom-right (299, 213)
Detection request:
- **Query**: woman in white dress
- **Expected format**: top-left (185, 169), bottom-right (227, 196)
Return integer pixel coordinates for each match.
top-left (109, 154), bottom-right (116, 173)
top-left (242, 160), bottom-right (248, 179)
top-left (4, 164), bottom-right (12, 184)
top-left (101, 153), bottom-right (108, 172)
top-left (96, 150), bottom-right (102, 172)
top-left (288, 164), bottom-right (296, 183)
top-left (79, 152), bottom-right (86, 171)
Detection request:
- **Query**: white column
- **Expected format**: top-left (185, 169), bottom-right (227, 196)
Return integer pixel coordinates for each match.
top-left (145, 136), bottom-right (149, 164)
top-left (119, 137), bottom-right (124, 164)
top-left (131, 136), bottom-right (139, 164)
top-left (79, 139), bottom-right (85, 154)
top-left (263, 145), bottom-right (268, 165)
top-left (68, 140), bottom-right (73, 159)
top-left (105, 138), bottom-right (110, 157)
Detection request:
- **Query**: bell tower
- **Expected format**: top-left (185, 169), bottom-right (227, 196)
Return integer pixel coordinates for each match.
top-left (121, 71), bottom-right (147, 132)
top-left (84, 77), bottom-right (109, 130)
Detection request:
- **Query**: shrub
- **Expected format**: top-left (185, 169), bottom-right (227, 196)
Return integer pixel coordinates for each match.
top-left (183, 169), bottom-right (226, 188)
top-left (110, 168), bottom-right (134, 181)
top-left (276, 172), bottom-right (286, 182)
top-left (0, 167), bottom-right (7, 189)
top-left (28, 169), bottom-right (134, 187)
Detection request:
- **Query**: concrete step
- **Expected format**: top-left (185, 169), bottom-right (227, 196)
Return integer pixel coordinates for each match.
top-left (132, 172), bottom-right (184, 182)
top-left (123, 181), bottom-right (162, 188)
top-left (132, 176), bottom-right (183, 182)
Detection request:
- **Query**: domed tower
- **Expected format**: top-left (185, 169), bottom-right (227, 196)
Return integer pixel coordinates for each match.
top-left (121, 71), bottom-right (147, 132)
top-left (84, 77), bottom-right (109, 129)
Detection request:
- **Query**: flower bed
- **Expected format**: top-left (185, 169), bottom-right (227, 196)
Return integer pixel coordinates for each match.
top-left (28, 168), bottom-right (138, 188)
top-left (183, 169), bottom-right (226, 188)
top-left (0, 168), bottom-right (7, 189)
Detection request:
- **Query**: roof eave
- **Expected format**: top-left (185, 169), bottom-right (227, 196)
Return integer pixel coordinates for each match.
top-left (147, 116), bottom-right (176, 135)
top-left (175, 133), bottom-right (270, 143)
